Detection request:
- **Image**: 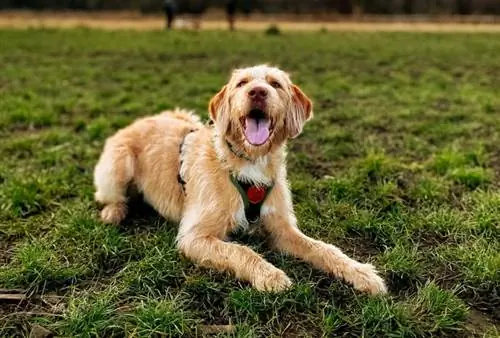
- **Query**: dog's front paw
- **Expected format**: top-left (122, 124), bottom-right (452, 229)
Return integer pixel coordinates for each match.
top-left (252, 266), bottom-right (292, 292)
top-left (350, 263), bottom-right (387, 295)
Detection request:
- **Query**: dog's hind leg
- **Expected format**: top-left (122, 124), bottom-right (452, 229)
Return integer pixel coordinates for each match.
top-left (94, 141), bottom-right (135, 225)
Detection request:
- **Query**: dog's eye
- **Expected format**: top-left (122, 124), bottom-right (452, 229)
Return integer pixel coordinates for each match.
top-left (236, 80), bottom-right (248, 88)
top-left (270, 81), bottom-right (281, 89)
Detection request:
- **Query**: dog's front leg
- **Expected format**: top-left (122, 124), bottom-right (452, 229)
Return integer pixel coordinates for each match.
top-left (177, 206), bottom-right (292, 292)
top-left (262, 185), bottom-right (387, 295)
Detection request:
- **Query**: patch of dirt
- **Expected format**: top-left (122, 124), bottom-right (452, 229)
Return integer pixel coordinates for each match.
top-left (385, 271), bottom-right (424, 296)
top-left (0, 239), bottom-right (16, 266)
top-left (485, 149), bottom-right (500, 183)
top-left (466, 309), bottom-right (498, 337)
top-left (464, 287), bottom-right (500, 323)
top-left (289, 139), bottom-right (336, 177)
top-left (0, 291), bottom-right (64, 336)
top-left (336, 234), bottom-right (383, 260)
top-left (433, 265), bottom-right (500, 326)
top-left (414, 229), bottom-right (457, 247)
top-left (0, 125), bottom-right (53, 140)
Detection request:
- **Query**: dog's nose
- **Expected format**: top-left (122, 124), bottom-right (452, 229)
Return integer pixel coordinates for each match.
top-left (248, 86), bottom-right (268, 100)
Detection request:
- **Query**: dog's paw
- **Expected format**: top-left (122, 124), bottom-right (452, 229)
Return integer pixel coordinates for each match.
top-left (253, 266), bottom-right (292, 292)
top-left (350, 263), bottom-right (387, 295)
top-left (100, 203), bottom-right (127, 225)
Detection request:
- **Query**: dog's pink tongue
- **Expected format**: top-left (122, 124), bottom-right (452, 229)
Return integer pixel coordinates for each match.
top-left (245, 117), bottom-right (270, 145)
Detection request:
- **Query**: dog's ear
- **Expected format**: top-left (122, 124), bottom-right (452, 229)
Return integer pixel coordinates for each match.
top-left (287, 84), bottom-right (313, 139)
top-left (209, 85), bottom-right (228, 122)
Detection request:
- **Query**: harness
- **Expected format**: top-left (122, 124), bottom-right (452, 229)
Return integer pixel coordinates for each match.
top-left (177, 128), bottom-right (198, 192)
top-left (230, 176), bottom-right (273, 223)
top-left (177, 130), bottom-right (273, 224)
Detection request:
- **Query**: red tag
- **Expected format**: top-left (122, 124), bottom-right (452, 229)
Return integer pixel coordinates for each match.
top-left (247, 186), bottom-right (266, 204)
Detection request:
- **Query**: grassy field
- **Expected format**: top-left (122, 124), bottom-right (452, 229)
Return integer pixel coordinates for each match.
top-left (0, 28), bottom-right (499, 337)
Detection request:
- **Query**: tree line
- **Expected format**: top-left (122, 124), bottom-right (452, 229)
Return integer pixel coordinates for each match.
top-left (1, 0), bottom-right (499, 15)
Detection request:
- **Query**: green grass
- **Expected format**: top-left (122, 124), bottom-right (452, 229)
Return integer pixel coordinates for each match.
top-left (0, 28), bottom-right (499, 337)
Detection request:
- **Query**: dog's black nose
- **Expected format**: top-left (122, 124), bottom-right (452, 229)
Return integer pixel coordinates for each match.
top-left (248, 86), bottom-right (268, 100)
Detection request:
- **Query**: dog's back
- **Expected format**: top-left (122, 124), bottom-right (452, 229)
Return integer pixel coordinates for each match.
top-left (159, 108), bottom-right (202, 125)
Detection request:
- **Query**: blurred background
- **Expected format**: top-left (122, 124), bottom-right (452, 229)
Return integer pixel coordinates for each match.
top-left (1, 0), bottom-right (500, 15)
top-left (0, 0), bottom-right (499, 31)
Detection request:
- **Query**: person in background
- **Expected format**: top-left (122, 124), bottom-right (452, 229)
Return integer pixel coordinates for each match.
top-left (162, 0), bottom-right (246, 31)
top-left (162, 0), bottom-right (176, 29)
top-left (226, 0), bottom-right (237, 30)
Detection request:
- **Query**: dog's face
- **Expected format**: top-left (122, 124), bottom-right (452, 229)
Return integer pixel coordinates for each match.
top-left (209, 65), bottom-right (313, 156)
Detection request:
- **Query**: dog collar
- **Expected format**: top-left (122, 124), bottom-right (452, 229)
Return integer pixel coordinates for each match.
top-left (226, 140), bottom-right (253, 162)
top-left (230, 176), bottom-right (273, 223)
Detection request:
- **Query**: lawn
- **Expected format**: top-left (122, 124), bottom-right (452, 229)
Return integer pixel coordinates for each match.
top-left (0, 28), bottom-right (499, 337)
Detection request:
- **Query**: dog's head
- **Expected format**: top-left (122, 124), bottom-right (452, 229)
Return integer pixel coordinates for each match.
top-left (209, 65), bottom-right (313, 156)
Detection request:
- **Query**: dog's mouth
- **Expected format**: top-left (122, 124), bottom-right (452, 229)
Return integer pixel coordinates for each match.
top-left (240, 108), bottom-right (273, 146)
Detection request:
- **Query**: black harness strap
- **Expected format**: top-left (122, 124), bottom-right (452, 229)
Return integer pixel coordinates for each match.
top-left (178, 129), bottom-right (198, 192)
top-left (226, 140), bottom-right (252, 161)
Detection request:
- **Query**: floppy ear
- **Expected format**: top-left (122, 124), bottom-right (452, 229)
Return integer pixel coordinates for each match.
top-left (209, 85), bottom-right (227, 122)
top-left (208, 85), bottom-right (231, 134)
top-left (286, 84), bottom-right (313, 139)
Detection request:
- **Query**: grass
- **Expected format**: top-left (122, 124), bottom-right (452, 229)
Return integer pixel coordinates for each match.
top-left (0, 28), bottom-right (499, 337)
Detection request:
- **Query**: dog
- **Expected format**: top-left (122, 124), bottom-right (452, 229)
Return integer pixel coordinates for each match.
top-left (93, 65), bottom-right (387, 294)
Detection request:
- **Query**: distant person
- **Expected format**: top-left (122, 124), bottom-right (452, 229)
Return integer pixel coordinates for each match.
top-left (162, 0), bottom-right (176, 29)
top-left (163, 0), bottom-right (240, 31)
top-left (226, 0), bottom-right (237, 30)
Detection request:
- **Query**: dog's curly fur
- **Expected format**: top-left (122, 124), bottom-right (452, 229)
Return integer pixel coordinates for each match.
top-left (93, 65), bottom-right (387, 294)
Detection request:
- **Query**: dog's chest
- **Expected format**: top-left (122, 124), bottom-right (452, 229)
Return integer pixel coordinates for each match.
top-left (234, 157), bottom-right (273, 186)
top-left (231, 158), bottom-right (273, 232)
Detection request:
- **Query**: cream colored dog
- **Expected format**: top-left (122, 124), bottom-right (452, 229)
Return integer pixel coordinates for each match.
top-left (93, 65), bottom-right (387, 295)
